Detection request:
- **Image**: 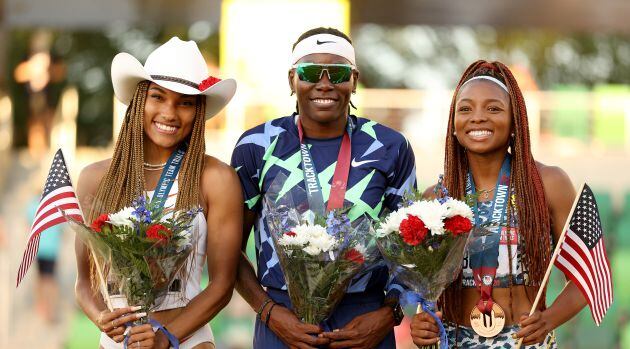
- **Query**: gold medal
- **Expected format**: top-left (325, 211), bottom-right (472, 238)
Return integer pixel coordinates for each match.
top-left (470, 302), bottom-right (506, 338)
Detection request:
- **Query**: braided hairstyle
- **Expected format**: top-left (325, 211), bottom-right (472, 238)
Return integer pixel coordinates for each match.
top-left (87, 80), bottom-right (207, 290)
top-left (440, 60), bottom-right (551, 324)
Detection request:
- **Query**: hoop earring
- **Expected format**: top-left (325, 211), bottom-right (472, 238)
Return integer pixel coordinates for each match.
top-left (290, 91), bottom-right (295, 96)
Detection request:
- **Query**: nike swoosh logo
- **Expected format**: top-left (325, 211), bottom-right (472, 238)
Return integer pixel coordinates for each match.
top-left (351, 158), bottom-right (378, 167)
top-left (316, 40), bottom-right (335, 45)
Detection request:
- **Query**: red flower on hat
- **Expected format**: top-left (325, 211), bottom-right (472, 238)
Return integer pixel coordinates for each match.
top-left (198, 76), bottom-right (221, 91)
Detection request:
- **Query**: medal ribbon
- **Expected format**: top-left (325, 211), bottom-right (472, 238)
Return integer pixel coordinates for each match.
top-left (150, 142), bottom-right (187, 209)
top-left (296, 115), bottom-right (353, 215)
top-left (466, 155), bottom-right (511, 315)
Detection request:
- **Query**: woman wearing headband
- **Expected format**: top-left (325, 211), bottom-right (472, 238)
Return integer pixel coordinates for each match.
top-left (74, 37), bottom-right (242, 349)
top-left (410, 61), bottom-right (586, 348)
top-left (231, 27), bottom-right (416, 349)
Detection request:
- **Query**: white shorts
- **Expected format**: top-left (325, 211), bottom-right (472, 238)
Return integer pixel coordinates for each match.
top-left (99, 324), bottom-right (214, 349)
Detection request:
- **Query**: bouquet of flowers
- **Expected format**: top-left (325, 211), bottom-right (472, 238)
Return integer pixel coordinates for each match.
top-left (375, 178), bottom-right (474, 348)
top-left (63, 196), bottom-right (199, 317)
top-left (264, 174), bottom-right (379, 325)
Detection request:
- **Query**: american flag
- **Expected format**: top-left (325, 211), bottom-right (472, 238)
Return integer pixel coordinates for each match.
top-left (16, 149), bottom-right (84, 287)
top-left (554, 184), bottom-right (613, 325)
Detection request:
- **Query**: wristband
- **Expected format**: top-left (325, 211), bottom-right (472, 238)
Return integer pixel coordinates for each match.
top-left (265, 303), bottom-right (277, 327)
top-left (256, 298), bottom-right (273, 320)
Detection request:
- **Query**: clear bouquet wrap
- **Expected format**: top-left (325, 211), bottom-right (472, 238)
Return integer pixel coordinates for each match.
top-left (375, 180), bottom-right (475, 349)
top-left (264, 173), bottom-right (379, 326)
top-left (62, 196), bottom-right (199, 321)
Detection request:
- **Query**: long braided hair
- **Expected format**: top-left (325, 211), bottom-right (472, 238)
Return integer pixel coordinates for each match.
top-left (439, 61), bottom-right (551, 324)
top-left (87, 80), bottom-right (207, 290)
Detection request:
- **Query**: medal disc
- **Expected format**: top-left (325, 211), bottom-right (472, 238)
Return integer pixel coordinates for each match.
top-left (470, 303), bottom-right (506, 338)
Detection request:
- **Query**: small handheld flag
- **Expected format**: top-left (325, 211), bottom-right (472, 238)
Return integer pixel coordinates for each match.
top-left (16, 149), bottom-right (83, 287)
top-left (515, 183), bottom-right (613, 348)
top-left (554, 184), bottom-right (613, 325)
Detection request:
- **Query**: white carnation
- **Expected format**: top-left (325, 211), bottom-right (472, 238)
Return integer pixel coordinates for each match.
top-left (107, 207), bottom-right (135, 229)
top-left (309, 234), bottom-right (338, 253)
top-left (293, 224), bottom-right (327, 240)
top-left (376, 208), bottom-right (410, 237)
top-left (278, 234), bottom-right (301, 247)
top-left (444, 198), bottom-right (474, 220)
top-left (303, 245), bottom-right (322, 256)
top-left (414, 199), bottom-right (448, 235)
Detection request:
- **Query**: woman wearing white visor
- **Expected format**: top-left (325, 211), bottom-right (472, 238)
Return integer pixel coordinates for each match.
top-left (231, 27), bottom-right (417, 348)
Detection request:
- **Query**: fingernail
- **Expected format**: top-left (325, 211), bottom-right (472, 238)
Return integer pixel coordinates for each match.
top-left (136, 312), bottom-right (147, 318)
top-left (333, 329), bottom-right (340, 332)
top-left (130, 306), bottom-right (142, 311)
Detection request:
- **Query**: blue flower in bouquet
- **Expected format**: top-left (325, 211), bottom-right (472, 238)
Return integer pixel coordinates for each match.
top-left (325, 211), bottom-right (350, 238)
top-left (185, 207), bottom-right (203, 218)
top-left (132, 196), bottom-right (152, 224)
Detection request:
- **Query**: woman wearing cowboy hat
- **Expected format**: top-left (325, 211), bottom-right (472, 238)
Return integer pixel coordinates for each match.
top-left (74, 37), bottom-right (242, 349)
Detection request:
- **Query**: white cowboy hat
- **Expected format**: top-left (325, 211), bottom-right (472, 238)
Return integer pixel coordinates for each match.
top-left (111, 37), bottom-right (236, 120)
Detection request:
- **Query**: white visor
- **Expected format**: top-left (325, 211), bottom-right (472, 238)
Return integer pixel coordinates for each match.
top-left (290, 33), bottom-right (356, 67)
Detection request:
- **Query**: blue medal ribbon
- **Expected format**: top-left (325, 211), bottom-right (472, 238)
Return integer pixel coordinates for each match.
top-left (122, 319), bottom-right (179, 349)
top-left (401, 291), bottom-right (448, 349)
top-left (150, 319), bottom-right (180, 349)
top-left (466, 154), bottom-right (511, 314)
top-left (151, 143), bottom-right (187, 209)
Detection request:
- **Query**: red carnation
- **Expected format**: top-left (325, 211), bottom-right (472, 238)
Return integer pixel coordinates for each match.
top-left (445, 215), bottom-right (473, 236)
top-left (198, 76), bottom-right (221, 91)
top-left (91, 213), bottom-right (110, 233)
top-left (146, 224), bottom-right (172, 242)
top-left (399, 214), bottom-right (428, 246)
top-left (344, 248), bottom-right (365, 265)
top-left (285, 231), bottom-right (296, 237)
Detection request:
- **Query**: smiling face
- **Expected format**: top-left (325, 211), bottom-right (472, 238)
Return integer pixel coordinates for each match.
top-left (289, 53), bottom-right (358, 127)
top-left (143, 82), bottom-right (198, 152)
top-left (454, 79), bottom-right (512, 155)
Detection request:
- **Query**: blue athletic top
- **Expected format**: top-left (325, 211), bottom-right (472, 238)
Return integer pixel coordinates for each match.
top-left (231, 114), bottom-right (417, 297)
